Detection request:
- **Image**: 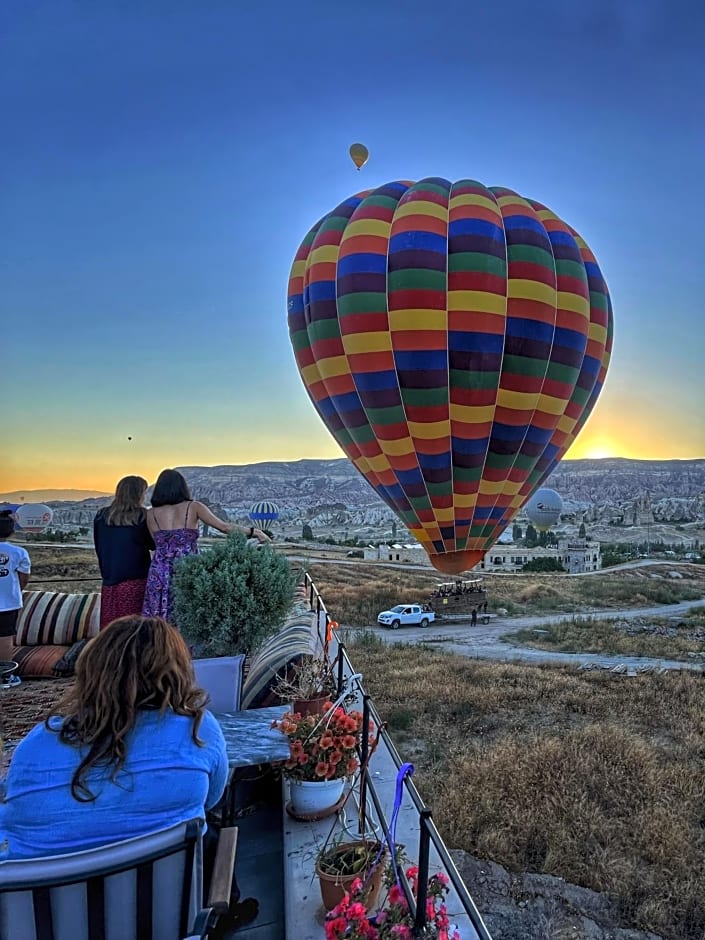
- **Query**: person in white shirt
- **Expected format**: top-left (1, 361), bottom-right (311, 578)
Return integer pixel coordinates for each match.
top-left (0, 512), bottom-right (31, 642)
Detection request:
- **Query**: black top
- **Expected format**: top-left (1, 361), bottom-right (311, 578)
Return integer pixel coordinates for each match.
top-left (93, 509), bottom-right (155, 586)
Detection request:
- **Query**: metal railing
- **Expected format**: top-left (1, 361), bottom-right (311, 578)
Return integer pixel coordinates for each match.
top-left (303, 572), bottom-right (492, 940)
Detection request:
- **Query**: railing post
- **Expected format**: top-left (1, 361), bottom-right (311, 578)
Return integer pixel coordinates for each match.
top-left (413, 810), bottom-right (432, 935)
top-left (337, 643), bottom-right (346, 697)
top-left (358, 695), bottom-right (371, 836)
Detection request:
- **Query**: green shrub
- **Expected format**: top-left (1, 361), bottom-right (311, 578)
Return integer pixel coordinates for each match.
top-left (172, 533), bottom-right (294, 656)
top-left (522, 557), bottom-right (565, 573)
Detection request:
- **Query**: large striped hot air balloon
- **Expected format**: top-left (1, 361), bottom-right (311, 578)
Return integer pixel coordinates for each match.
top-left (287, 178), bottom-right (613, 574)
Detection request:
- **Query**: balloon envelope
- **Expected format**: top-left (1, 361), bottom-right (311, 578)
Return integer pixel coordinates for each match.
top-left (15, 503), bottom-right (53, 533)
top-left (249, 501), bottom-right (279, 529)
top-left (287, 178), bottom-right (613, 573)
top-left (349, 143), bottom-right (369, 170)
top-left (526, 488), bottom-right (564, 531)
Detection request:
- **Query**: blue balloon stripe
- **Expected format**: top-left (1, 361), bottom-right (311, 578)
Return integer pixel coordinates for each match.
top-left (337, 252), bottom-right (388, 277)
top-left (448, 218), bottom-right (505, 241)
top-left (449, 330), bottom-right (504, 354)
top-left (506, 317), bottom-right (554, 343)
top-left (389, 231), bottom-right (447, 255)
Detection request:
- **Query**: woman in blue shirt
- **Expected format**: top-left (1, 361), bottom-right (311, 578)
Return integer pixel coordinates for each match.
top-left (0, 616), bottom-right (229, 859)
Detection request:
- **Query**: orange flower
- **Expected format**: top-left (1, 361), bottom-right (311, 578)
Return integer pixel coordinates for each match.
top-left (345, 757), bottom-right (358, 775)
top-left (342, 734), bottom-right (357, 749)
top-left (315, 761), bottom-right (328, 777)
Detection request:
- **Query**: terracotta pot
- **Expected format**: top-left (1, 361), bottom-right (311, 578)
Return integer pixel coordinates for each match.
top-left (292, 695), bottom-right (330, 717)
top-left (289, 778), bottom-right (345, 817)
top-left (316, 841), bottom-right (386, 912)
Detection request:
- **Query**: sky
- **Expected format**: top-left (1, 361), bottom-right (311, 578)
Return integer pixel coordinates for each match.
top-left (2, 0), bottom-right (704, 493)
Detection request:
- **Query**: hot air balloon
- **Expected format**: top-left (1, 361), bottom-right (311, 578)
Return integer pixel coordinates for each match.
top-left (287, 178), bottom-right (613, 574)
top-left (349, 143), bottom-right (369, 171)
top-left (15, 503), bottom-right (53, 533)
top-left (249, 501), bottom-right (279, 532)
top-left (526, 487), bottom-right (563, 531)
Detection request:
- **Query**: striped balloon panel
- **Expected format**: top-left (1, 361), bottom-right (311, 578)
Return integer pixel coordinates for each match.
top-left (469, 198), bottom-right (594, 548)
top-left (446, 180), bottom-right (507, 551)
top-left (516, 230), bottom-right (613, 497)
top-left (288, 179), bottom-right (612, 573)
top-left (462, 189), bottom-right (558, 552)
top-left (288, 189), bottom-right (416, 523)
top-left (337, 181), bottom-right (427, 530)
top-left (385, 178), bottom-right (453, 553)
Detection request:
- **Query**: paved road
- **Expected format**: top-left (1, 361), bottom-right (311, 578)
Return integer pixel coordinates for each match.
top-left (344, 597), bottom-right (705, 672)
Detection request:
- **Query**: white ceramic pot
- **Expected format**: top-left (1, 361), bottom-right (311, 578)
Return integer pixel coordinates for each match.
top-left (289, 778), bottom-right (345, 817)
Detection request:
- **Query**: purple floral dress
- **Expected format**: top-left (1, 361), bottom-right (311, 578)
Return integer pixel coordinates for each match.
top-left (142, 503), bottom-right (199, 625)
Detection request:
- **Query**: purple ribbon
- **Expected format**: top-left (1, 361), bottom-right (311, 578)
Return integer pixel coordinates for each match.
top-left (361, 762), bottom-right (414, 894)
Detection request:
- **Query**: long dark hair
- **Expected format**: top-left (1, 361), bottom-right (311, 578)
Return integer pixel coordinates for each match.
top-left (150, 469), bottom-right (192, 507)
top-left (47, 616), bottom-right (207, 802)
top-left (105, 475), bottom-right (148, 526)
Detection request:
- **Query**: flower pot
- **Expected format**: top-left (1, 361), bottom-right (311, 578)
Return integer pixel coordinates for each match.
top-left (288, 778), bottom-right (345, 818)
top-left (316, 840), bottom-right (386, 912)
top-left (292, 695), bottom-right (330, 717)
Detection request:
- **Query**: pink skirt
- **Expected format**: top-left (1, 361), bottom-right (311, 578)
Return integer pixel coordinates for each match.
top-left (100, 579), bottom-right (148, 629)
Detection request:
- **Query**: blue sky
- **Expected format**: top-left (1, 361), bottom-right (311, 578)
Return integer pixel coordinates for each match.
top-left (3, 0), bottom-right (704, 490)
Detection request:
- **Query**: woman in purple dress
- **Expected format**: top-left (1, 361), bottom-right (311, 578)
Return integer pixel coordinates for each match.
top-left (142, 469), bottom-right (270, 625)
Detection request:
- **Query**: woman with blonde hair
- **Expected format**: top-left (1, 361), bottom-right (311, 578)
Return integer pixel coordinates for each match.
top-left (0, 616), bottom-right (228, 859)
top-left (93, 475), bottom-right (154, 627)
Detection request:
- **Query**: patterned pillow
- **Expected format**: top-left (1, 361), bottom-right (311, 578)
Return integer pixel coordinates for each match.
top-left (241, 609), bottom-right (321, 710)
top-left (9, 644), bottom-right (68, 678)
top-left (17, 592), bottom-right (101, 647)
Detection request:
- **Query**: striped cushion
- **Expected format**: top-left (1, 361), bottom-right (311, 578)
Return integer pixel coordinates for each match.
top-left (9, 643), bottom-right (68, 677)
top-left (241, 606), bottom-right (321, 710)
top-left (16, 591), bottom-right (101, 647)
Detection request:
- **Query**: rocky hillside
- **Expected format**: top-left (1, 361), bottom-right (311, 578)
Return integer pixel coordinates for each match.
top-left (46, 458), bottom-right (705, 544)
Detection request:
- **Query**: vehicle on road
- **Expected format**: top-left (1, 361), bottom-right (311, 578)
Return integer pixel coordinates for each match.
top-left (377, 604), bottom-right (436, 630)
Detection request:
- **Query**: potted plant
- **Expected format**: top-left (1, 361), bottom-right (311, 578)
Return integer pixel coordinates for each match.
top-left (171, 532), bottom-right (295, 655)
top-left (324, 866), bottom-right (460, 939)
top-left (273, 704), bottom-right (365, 818)
top-left (270, 654), bottom-right (338, 716)
top-left (316, 837), bottom-right (388, 912)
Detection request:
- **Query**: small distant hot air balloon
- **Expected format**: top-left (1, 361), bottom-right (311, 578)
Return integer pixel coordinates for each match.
top-left (15, 503), bottom-right (53, 533)
top-left (287, 177), bottom-right (613, 574)
top-left (526, 488), bottom-right (564, 531)
top-left (127, 436), bottom-right (132, 441)
top-left (249, 501), bottom-right (279, 532)
top-left (349, 143), bottom-right (369, 171)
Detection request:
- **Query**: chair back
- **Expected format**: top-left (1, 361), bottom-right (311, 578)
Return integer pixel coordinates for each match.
top-left (0, 818), bottom-right (203, 940)
top-left (193, 655), bottom-right (244, 713)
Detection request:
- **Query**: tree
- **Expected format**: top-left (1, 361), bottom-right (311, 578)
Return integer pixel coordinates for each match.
top-left (578, 522), bottom-right (586, 538)
top-left (512, 523), bottom-right (523, 541)
top-left (302, 523), bottom-right (313, 541)
top-left (522, 557), bottom-right (565, 573)
top-left (172, 532), bottom-right (294, 656)
top-left (524, 524), bottom-right (538, 547)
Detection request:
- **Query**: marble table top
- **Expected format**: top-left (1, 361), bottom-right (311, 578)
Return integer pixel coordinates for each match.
top-left (214, 704), bottom-right (291, 769)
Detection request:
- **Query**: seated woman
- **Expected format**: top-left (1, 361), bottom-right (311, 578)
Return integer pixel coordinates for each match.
top-left (0, 616), bottom-right (228, 859)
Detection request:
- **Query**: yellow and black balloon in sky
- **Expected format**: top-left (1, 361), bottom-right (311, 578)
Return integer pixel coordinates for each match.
top-left (348, 143), bottom-right (369, 171)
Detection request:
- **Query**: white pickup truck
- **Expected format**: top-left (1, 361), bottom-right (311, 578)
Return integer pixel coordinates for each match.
top-left (377, 604), bottom-right (436, 629)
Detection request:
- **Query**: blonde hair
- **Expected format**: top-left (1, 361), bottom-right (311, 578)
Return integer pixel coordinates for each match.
top-left (106, 475), bottom-right (148, 526)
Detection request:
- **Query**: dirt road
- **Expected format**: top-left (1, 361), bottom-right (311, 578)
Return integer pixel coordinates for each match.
top-left (348, 597), bottom-right (705, 672)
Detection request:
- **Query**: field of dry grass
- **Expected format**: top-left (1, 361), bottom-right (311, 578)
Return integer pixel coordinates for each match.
top-left (504, 606), bottom-right (705, 660)
top-left (309, 559), bottom-right (705, 625)
top-left (348, 636), bottom-right (705, 940)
